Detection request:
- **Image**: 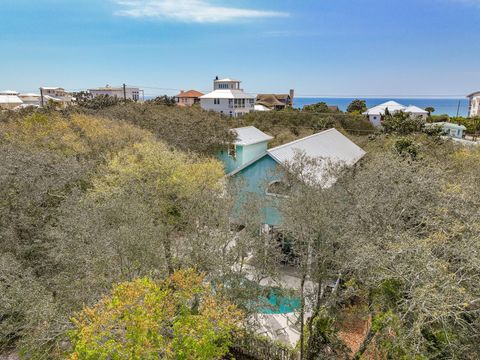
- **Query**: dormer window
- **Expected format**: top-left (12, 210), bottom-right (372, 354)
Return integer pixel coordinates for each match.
top-left (266, 180), bottom-right (291, 198)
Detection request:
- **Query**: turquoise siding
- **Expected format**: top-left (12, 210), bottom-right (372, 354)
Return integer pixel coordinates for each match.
top-left (230, 154), bottom-right (285, 226)
top-left (218, 141), bottom-right (269, 174)
top-left (443, 125), bottom-right (464, 139)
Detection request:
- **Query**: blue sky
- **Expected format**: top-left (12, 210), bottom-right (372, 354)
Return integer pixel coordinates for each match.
top-left (1, 0), bottom-right (479, 97)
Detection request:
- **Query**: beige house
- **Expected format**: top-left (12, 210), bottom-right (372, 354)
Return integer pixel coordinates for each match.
top-left (255, 90), bottom-right (294, 111)
top-left (88, 85), bottom-right (142, 101)
top-left (467, 92), bottom-right (480, 118)
top-left (40, 87), bottom-right (73, 108)
top-left (175, 90), bottom-right (204, 107)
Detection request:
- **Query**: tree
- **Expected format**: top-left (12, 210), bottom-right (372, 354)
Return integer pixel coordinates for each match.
top-left (277, 153), bottom-right (348, 359)
top-left (425, 106), bottom-right (435, 116)
top-left (331, 151), bottom-right (480, 358)
top-left (382, 111), bottom-right (425, 135)
top-left (77, 94), bottom-right (122, 109)
top-left (68, 270), bottom-right (243, 360)
top-left (346, 99), bottom-right (367, 114)
top-left (303, 102), bottom-right (331, 113)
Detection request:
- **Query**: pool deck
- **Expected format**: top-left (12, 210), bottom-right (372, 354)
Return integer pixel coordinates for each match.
top-left (228, 231), bottom-right (317, 347)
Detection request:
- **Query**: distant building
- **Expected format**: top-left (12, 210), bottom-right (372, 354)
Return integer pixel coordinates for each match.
top-left (255, 90), bottom-right (294, 111)
top-left (467, 92), bottom-right (480, 118)
top-left (40, 87), bottom-right (74, 108)
top-left (426, 122), bottom-right (466, 139)
top-left (174, 90), bottom-right (204, 107)
top-left (363, 100), bottom-right (428, 126)
top-left (0, 90), bottom-right (23, 110)
top-left (88, 85), bottom-right (142, 101)
top-left (200, 77), bottom-right (255, 117)
top-left (18, 93), bottom-right (41, 107)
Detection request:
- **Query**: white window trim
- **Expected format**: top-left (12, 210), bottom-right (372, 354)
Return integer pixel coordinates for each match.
top-left (265, 180), bottom-right (290, 198)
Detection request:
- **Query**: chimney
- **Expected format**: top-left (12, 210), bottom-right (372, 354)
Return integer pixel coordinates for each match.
top-left (289, 89), bottom-right (295, 106)
top-left (180, 90), bottom-right (184, 94)
top-left (215, 76), bottom-right (219, 80)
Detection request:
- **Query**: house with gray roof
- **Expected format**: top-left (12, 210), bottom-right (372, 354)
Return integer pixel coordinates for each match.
top-left (220, 127), bottom-right (365, 226)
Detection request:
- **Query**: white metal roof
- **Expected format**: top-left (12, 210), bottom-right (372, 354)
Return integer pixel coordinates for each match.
top-left (268, 128), bottom-right (365, 167)
top-left (426, 122), bottom-right (466, 130)
top-left (267, 128), bottom-right (366, 186)
top-left (0, 90), bottom-right (19, 95)
top-left (363, 100), bottom-right (407, 115)
top-left (232, 126), bottom-right (273, 146)
top-left (404, 105), bottom-right (428, 114)
top-left (200, 89), bottom-right (256, 99)
top-left (227, 128), bottom-right (366, 185)
top-left (0, 94), bottom-right (23, 104)
top-left (215, 78), bottom-right (240, 82)
top-left (41, 87), bottom-right (64, 90)
top-left (19, 93), bottom-right (40, 97)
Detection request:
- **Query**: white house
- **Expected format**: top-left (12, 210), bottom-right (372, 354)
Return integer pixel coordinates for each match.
top-left (18, 93), bottom-right (41, 107)
top-left (363, 101), bottom-right (428, 126)
top-left (88, 85), bottom-right (142, 101)
top-left (200, 77), bottom-right (256, 117)
top-left (467, 92), bottom-right (480, 118)
top-left (40, 87), bottom-right (74, 108)
top-left (0, 90), bottom-right (23, 110)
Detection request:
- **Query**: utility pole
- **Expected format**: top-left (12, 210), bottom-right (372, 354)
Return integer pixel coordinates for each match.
top-left (40, 87), bottom-right (44, 107)
top-left (456, 100), bottom-right (461, 117)
top-left (123, 83), bottom-right (127, 102)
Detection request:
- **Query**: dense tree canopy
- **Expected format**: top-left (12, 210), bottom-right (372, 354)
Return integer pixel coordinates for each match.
top-left (1, 105), bottom-right (479, 359)
top-left (69, 270), bottom-right (243, 360)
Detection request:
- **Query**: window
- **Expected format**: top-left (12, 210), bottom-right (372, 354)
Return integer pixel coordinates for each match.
top-left (266, 180), bottom-right (291, 198)
top-left (214, 98), bottom-right (220, 105)
top-left (228, 143), bottom-right (236, 159)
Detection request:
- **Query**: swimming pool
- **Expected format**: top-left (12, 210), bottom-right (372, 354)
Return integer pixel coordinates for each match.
top-left (258, 291), bottom-right (301, 314)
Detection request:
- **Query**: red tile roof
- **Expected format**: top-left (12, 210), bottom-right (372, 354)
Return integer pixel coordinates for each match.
top-left (175, 90), bottom-right (204, 98)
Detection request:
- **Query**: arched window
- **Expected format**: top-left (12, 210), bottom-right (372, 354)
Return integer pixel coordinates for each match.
top-left (266, 180), bottom-right (291, 198)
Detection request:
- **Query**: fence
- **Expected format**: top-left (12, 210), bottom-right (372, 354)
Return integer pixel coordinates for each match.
top-left (231, 332), bottom-right (300, 360)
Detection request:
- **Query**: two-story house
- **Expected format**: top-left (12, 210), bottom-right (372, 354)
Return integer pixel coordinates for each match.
top-left (88, 85), bottom-right (142, 101)
top-left (467, 92), bottom-right (480, 118)
top-left (200, 77), bottom-right (256, 117)
top-left (219, 127), bottom-right (366, 227)
top-left (40, 87), bottom-right (74, 108)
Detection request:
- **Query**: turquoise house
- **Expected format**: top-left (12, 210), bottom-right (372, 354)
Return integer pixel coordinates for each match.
top-left (426, 122), bottom-right (467, 139)
top-left (218, 126), bottom-right (273, 174)
top-left (219, 127), bottom-right (366, 227)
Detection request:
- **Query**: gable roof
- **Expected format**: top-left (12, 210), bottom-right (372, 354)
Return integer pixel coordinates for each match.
top-left (175, 90), bottom-right (204, 98)
top-left (268, 128), bottom-right (365, 168)
top-left (256, 94), bottom-right (289, 108)
top-left (467, 91), bottom-right (480, 98)
top-left (232, 126), bottom-right (273, 146)
top-left (404, 105), bottom-right (428, 114)
top-left (364, 100), bottom-right (408, 115)
top-left (228, 128), bottom-right (366, 185)
top-left (0, 93), bottom-right (23, 105)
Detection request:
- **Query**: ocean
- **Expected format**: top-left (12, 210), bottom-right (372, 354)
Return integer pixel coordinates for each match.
top-left (294, 98), bottom-right (469, 117)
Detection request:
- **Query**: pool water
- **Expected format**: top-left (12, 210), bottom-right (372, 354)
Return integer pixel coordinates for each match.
top-left (259, 292), bottom-right (301, 314)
